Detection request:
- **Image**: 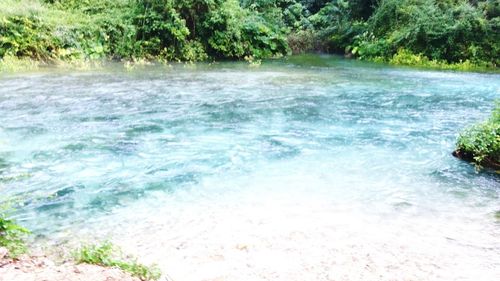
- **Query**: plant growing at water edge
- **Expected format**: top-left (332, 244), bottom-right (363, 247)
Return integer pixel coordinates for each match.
top-left (74, 241), bottom-right (161, 281)
top-left (0, 208), bottom-right (30, 258)
top-left (387, 49), bottom-right (494, 72)
top-left (454, 102), bottom-right (500, 171)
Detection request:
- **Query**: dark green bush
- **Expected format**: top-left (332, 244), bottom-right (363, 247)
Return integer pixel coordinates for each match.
top-left (455, 102), bottom-right (500, 170)
top-left (287, 29), bottom-right (320, 53)
top-left (349, 0), bottom-right (499, 66)
top-left (0, 15), bottom-right (56, 60)
top-left (0, 0), bottom-right (136, 62)
top-left (308, 0), bottom-right (353, 52)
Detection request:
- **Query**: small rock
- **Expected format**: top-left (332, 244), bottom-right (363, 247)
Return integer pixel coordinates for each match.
top-left (0, 247), bottom-right (8, 259)
top-left (236, 244), bottom-right (248, 251)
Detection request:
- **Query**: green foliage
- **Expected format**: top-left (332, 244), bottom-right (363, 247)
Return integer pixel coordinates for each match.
top-left (0, 0), bottom-right (498, 69)
top-left (132, 0), bottom-right (191, 60)
top-left (287, 29), bottom-right (319, 54)
top-left (0, 14), bottom-right (54, 60)
top-left (0, 208), bottom-right (30, 258)
top-left (134, 0), bottom-right (288, 60)
top-left (283, 0), bottom-right (498, 69)
top-left (0, 54), bottom-right (39, 72)
top-left (349, 0), bottom-right (377, 20)
top-left (0, 0), bottom-right (136, 62)
top-left (74, 242), bottom-right (161, 281)
top-left (309, 0), bottom-right (352, 52)
top-left (0, 0), bottom-right (289, 63)
top-left (349, 0), bottom-right (499, 66)
top-left (456, 102), bottom-right (500, 170)
top-left (388, 48), bottom-right (492, 71)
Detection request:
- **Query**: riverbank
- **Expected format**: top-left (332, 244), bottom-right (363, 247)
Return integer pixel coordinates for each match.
top-left (0, 249), bottom-right (141, 281)
top-left (1, 54), bottom-right (498, 75)
top-left (0, 241), bottom-right (163, 281)
top-left (1, 209), bottom-right (162, 281)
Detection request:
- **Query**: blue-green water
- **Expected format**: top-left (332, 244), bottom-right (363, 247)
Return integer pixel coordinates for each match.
top-left (0, 56), bottom-right (499, 280)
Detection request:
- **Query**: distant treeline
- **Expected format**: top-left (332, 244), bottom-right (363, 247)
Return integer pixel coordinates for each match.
top-left (0, 0), bottom-right (498, 66)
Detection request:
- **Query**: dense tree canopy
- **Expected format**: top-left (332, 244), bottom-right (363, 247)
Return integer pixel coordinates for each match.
top-left (0, 0), bottom-right (498, 66)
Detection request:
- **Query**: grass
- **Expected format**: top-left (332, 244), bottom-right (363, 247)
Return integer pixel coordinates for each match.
top-left (0, 54), bottom-right (40, 72)
top-left (74, 242), bottom-right (162, 281)
top-left (0, 206), bottom-right (30, 258)
top-left (0, 202), bottom-right (161, 279)
top-left (0, 0), bottom-right (46, 17)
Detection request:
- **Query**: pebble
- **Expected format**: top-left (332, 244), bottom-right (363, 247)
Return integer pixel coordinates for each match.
top-left (0, 247), bottom-right (8, 259)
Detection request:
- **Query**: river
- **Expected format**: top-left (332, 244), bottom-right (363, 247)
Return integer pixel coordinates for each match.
top-left (0, 55), bottom-right (499, 280)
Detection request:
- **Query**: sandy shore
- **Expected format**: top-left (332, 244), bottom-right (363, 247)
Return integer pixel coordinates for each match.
top-left (0, 248), bottom-right (140, 281)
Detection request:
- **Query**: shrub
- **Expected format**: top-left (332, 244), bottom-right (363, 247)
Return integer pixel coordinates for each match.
top-left (287, 29), bottom-right (320, 54)
top-left (74, 242), bottom-right (162, 281)
top-left (309, 0), bottom-right (364, 53)
top-left (349, 0), bottom-right (499, 66)
top-left (455, 102), bottom-right (500, 170)
top-left (0, 210), bottom-right (30, 258)
top-left (388, 48), bottom-right (490, 71)
top-left (1, 0), bottom-right (289, 63)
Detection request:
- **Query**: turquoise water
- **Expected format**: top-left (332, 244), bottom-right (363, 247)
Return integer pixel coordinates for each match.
top-left (0, 56), bottom-right (499, 280)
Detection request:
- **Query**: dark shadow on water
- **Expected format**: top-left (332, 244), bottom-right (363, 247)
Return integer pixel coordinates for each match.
top-left (63, 143), bottom-right (87, 151)
top-left (102, 140), bottom-right (139, 155)
top-left (79, 115), bottom-right (121, 122)
top-left (125, 124), bottom-right (164, 137)
top-left (431, 160), bottom-right (500, 200)
top-left (0, 157), bottom-right (10, 174)
top-left (3, 125), bottom-right (48, 136)
top-left (259, 135), bottom-right (301, 160)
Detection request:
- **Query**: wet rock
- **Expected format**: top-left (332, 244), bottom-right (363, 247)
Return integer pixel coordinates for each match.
top-left (452, 149), bottom-right (474, 162)
top-left (452, 150), bottom-right (500, 171)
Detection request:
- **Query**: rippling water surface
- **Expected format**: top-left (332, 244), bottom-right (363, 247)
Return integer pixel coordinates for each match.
top-left (0, 55), bottom-right (499, 280)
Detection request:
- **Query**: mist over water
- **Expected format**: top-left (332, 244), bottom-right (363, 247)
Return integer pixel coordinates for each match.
top-left (1, 56), bottom-right (499, 280)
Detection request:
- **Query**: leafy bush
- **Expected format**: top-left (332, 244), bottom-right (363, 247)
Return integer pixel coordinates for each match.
top-left (74, 242), bottom-right (161, 281)
top-left (0, 0), bottom-right (289, 63)
top-left (455, 102), bottom-right (500, 170)
top-left (308, 0), bottom-right (365, 53)
top-left (349, 0), bottom-right (499, 66)
top-left (0, 0), bottom-right (136, 62)
top-left (388, 48), bottom-right (490, 71)
top-left (287, 29), bottom-right (320, 54)
top-left (134, 0), bottom-right (288, 60)
top-left (0, 15), bottom-right (55, 60)
top-left (0, 210), bottom-right (30, 258)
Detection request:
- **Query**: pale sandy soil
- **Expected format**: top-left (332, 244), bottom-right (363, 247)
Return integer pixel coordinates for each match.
top-left (0, 248), bottom-right (140, 281)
